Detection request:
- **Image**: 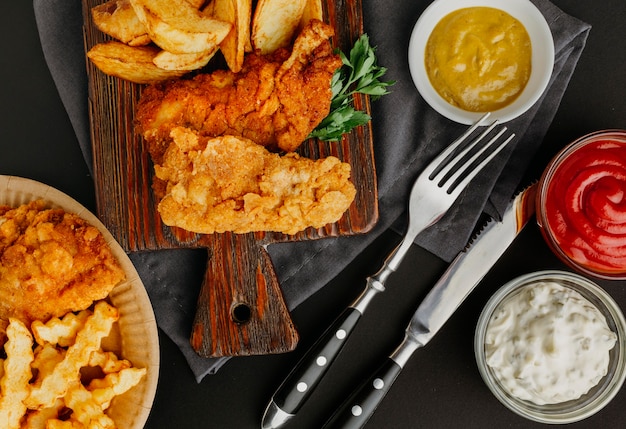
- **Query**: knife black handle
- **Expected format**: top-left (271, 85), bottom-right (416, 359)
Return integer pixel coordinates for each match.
top-left (322, 357), bottom-right (402, 429)
top-left (272, 307), bottom-right (362, 414)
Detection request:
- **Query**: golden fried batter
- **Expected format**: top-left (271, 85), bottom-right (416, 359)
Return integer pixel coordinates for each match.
top-left (0, 201), bottom-right (125, 344)
top-left (135, 19), bottom-right (342, 161)
top-left (154, 127), bottom-right (356, 234)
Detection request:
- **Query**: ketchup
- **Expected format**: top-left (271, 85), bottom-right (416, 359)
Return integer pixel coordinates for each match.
top-left (544, 139), bottom-right (626, 274)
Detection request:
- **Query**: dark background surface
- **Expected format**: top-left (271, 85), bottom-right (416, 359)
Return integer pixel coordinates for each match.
top-left (1, 1), bottom-right (626, 428)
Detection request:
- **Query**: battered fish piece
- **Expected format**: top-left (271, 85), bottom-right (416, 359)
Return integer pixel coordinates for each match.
top-left (135, 19), bottom-right (342, 162)
top-left (0, 201), bottom-right (125, 344)
top-left (154, 127), bottom-right (356, 234)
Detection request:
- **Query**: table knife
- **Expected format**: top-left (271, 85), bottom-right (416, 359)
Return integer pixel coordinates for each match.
top-left (322, 183), bottom-right (537, 428)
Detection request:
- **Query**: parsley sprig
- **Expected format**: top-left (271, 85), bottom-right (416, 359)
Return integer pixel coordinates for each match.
top-left (309, 34), bottom-right (394, 141)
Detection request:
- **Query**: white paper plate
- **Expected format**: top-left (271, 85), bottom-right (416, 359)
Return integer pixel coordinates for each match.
top-left (0, 175), bottom-right (159, 428)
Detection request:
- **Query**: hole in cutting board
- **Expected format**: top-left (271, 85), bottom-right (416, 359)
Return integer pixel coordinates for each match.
top-left (231, 302), bottom-right (252, 324)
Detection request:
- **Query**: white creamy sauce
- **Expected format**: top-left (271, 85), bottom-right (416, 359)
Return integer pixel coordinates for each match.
top-left (485, 281), bottom-right (617, 405)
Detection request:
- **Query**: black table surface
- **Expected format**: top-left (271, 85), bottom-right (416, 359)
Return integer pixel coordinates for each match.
top-left (2, 1), bottom-right (626, 428)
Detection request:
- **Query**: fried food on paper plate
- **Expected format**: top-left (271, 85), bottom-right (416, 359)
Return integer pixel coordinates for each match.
top-left (0, 302), bottom-right (146, 429)
top-left (153, 127), bottom-right (356, 235)
top-left (0, 201), bottom-right (125, 345)
top-left (136, 20), bottom-right (341, 157)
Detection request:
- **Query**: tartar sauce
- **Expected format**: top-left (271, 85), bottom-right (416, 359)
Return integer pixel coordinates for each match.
top-left (485, 281), bottom-right (617, 405)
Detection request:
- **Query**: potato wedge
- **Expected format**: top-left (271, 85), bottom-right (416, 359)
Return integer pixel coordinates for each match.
top-left (130, 0), bottom-right (231, 54)
top-left (87, 41), bottom-right (186, 84)
top-left (251, 0), bottom-right (306, 54)
top-left (213, 0), bottom-right (251, 72)
top-left (92, 0), bottom-right (151, 46)
top-left (153, 47), bottom-right (218, 70)
top-left (299, 0), bottom-right (323, 31)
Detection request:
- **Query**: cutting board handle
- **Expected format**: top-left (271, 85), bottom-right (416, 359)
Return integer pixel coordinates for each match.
top-left (191, 232), bottom-right (299, 358)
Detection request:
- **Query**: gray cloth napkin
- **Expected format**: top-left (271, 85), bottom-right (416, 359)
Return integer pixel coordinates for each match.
top-left (33, 0), bottom-right (590, 381)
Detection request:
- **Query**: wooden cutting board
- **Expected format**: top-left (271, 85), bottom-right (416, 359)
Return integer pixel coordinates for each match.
top-left (82, 0), bottom-right (378, 358)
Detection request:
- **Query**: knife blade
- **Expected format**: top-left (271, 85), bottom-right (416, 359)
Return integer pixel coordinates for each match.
top-left (322, 183), bottom-right (537, 429)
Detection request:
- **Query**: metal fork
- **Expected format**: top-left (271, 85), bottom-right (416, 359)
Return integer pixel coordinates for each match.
top-left (261, 113), bottom-right (515, 429)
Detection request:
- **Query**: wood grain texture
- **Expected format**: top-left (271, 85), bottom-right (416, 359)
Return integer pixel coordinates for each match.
top-left (83, 0), bottom-right (377, 357)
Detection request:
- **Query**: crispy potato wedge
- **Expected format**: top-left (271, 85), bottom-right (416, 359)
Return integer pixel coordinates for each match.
top-left (87, 41), bottom-right (186, 84)
top-left (131, 0), bottom-right (231, 54)
top-left (251, 0), bottom-right (306, 54)
top-left (299, 0), bottom-right (323, 31)
top-left (92, 0), bottom-right (151, 46)
top-left (153, 47), bottom-right (218, 70)
top-left (213, 0), bottom-right (251, 72)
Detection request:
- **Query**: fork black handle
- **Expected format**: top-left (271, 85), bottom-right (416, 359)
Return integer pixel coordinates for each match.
top-left (263, 307), bottom-right (362, 428)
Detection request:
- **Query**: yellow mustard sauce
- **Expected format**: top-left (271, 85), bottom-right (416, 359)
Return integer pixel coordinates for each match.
top-left (425, 7), bottom-right (532, 112)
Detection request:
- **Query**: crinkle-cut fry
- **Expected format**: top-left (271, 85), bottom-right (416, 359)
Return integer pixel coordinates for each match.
top-left (0, 318), bottom-right (34, 429)
top-left (32, 344), bottom-right (66, 385)
top-left (88, 350), bottom-right (132, 375)
top-left (64, 383), bottom-right (116, 429)
top-left (26, 302), bottom-right (119, 410)
top-left (22, 398), bottom-right (65, 429)
top-left (88, 367), bottom-right (147, 409)
top-left (31, 311), bottom-right (90, 347)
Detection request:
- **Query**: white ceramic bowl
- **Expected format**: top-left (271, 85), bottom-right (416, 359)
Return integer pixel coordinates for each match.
top-left (408, 0), bottom-right (554, 124)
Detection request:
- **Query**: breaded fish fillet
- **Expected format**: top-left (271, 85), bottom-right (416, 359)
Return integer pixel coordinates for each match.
top-left (135, 20), bottom-right (342, 162)
top-left (154, 127), bottom-right (356, 234)
top-left (0, 201), bottom-right (125, 344)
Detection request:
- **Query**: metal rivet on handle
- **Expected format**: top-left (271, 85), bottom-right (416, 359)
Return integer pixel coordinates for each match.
top-left (351, 405), bottom-right (363, 417)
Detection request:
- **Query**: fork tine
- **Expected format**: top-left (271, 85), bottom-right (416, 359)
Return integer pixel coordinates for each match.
top-left (423, 113), bottom-right (492, 179)
top-left (432, 120), bottom-right (501, 185)
top-left (446, 130), bottom-right (516, 195)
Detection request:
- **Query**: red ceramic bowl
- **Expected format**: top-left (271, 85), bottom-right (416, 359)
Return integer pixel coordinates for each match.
top-left (537, 130), bottom-right (626, 280)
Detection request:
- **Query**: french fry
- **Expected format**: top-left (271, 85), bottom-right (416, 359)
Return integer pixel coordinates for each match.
top-left (92, 0), bottom-right (151, 46)
top-left (31, 310), bottom-right (90, 347)
top-left (130, 0), bottom-right (231, 54)
top-left (22, 399), bottom-right (65, 429)
top-left (88, 349), bottom-right (132, 374)
top-left (87, 41), bottom-right (187, 84)
top-left (88, 367), bottom-right (148, 409)
top-left (63, 383), bottom-right (116, 429)
top-left (0, 319), bottom-right (34, 429)
top-left (26, 302), bottom-right (119, 409)
top-left (153, 46), bottom-right (218, 71)
top-left (31, 344), bottom-right (65, 385)
top-left (251, 0), bottom-right (307, 54)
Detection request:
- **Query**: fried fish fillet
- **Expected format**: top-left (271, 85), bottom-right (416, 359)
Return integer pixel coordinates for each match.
top-left (154, 127), bottom-right (356, 234)
top-left (135, 19), bottom-right (342, 162)
top-left (0, 201), bottom-right (125, 345)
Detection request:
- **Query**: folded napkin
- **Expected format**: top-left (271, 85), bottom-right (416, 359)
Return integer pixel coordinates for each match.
top-left (33, 0), bottom-right (590, 381)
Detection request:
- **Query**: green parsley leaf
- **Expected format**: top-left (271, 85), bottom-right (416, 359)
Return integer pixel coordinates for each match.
top-left (309, 34), bottom-right (394, 142)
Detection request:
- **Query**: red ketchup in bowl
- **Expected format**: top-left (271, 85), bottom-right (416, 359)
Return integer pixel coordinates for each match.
top-left (538, 131), bottom-right (626, 279)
